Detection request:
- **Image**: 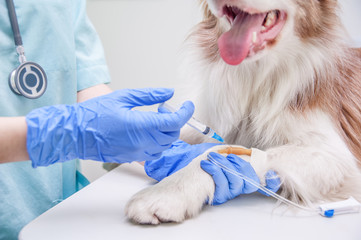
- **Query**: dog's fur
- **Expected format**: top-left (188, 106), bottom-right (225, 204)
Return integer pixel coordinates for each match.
top-left (125, 0), bottom-right (361, 224)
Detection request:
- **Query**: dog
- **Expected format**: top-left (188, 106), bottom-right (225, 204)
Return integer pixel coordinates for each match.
top-left (125, 0), bottom-right (361, 224)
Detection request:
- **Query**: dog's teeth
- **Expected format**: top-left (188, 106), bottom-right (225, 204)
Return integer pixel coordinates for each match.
top-left (252, 31), bottom-right (257, 44)
top-left (261, 26), bottom-right (266, 31)
top-left (264, 10), bottom-right (277, 27)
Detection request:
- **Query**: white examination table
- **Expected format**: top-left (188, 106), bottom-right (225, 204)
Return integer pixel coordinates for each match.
top-left (19, 163), bottom-right (361, 240)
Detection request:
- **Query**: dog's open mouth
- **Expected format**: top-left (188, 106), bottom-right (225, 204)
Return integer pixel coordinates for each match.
top-left (218, 5), bottom-right (287, 65)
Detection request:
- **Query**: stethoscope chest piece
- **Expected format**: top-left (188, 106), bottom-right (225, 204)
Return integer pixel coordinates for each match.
top-left (6, 0), bottom-right (48, 99)
top-left (9, 61), bottom-right (47, 99)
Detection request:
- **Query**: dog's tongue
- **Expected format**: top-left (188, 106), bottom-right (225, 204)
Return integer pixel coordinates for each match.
top-left (218, 12), bottom-right (266, 65)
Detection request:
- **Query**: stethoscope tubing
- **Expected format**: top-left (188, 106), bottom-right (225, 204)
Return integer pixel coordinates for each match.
top-left (5, 0), bottom-right (23, 46)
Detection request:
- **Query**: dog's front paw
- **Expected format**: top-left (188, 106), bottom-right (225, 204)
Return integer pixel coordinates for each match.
top-left (125, 157), bottom-right (216, 224)
top-left (125, 180), bottom-right (204, 224)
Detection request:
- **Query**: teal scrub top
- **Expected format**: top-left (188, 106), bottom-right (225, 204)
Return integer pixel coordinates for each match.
top-left (0, 0), bottom-right (111, 239)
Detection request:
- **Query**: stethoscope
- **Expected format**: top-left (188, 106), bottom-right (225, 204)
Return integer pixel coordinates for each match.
top-left (6, 0), bottom-right (47, 99)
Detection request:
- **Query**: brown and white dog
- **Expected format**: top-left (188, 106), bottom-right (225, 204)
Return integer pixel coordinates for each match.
top-left (125, 0), bottom-right (361, 224)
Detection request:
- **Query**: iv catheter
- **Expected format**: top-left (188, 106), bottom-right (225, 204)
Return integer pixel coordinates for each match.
top-left (208, 147), bottom-right (361, 218)
top-left (159, 102), bottom-right (224, 143)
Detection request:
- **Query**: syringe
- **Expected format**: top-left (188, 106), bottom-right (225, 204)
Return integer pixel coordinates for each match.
top-left (159, 102), bottom-right (224, 143)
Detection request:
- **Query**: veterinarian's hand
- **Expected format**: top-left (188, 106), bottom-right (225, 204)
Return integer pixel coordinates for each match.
top-left (201, 152), bottom-right (280, 205)
top-left (257, 170), bottom-right (281, 196)
top-left (26, 88), bottom-right (194, 167)
top-left (144, 140), bottom-right (219, 181)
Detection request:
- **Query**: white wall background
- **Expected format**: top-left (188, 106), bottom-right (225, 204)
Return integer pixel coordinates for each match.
top-left (87, 0), bottom-right (202, 90)
top-left (82, 0), bottom-right (360, 182)
top-left (339, 0), bottom-right (361, 47)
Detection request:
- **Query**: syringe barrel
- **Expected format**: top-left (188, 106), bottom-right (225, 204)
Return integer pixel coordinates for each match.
top-left (187, 117), bottom-right (213, 137)
top-left (160, 102), bottom-right (214, 138)
top-left (159, 102), bottom-right (176, 112)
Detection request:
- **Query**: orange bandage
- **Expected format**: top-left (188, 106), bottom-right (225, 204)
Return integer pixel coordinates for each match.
top-left (218, 147), bottom-right (252, 156)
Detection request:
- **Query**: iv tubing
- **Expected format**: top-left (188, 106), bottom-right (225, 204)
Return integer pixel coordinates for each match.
top-left (207, 153), bottom-right (320, 214)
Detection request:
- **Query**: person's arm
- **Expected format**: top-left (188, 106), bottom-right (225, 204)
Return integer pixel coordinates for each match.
top-left (26, 88), bottom-right (194, 167)
top-left (77, 83), bottom-right (112, 103)
top-left (0, 84), bottom-right (112, 164)
top-left (0, 117), bottom-right (29, 163)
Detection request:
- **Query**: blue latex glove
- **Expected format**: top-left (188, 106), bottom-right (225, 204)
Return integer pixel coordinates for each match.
top-left (144, 140), bottom-right (219, 181)
top-left (257, 170), bottom-right (281, 196)
top-left (26, 88), bottom-right (194, 167)
top-left (201, 152), bottom-right (281, 205)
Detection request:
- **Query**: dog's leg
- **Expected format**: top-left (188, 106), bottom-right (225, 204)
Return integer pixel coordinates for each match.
top-left (126, 123), bottom-right (361, 224)
top-left (125, 145), bottom-right (228, 224)
top-left (260, 143), bottom-right (361, 205)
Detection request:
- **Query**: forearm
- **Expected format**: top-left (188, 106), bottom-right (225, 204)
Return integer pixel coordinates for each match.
top-left (77, 83), bottom-right (112, 103)
top-left (0, 87), bottom-right (188, 167)
top-left (0, 117), bottom-right (29, 163)
top-left (0, 84), bottom-right (111, 164)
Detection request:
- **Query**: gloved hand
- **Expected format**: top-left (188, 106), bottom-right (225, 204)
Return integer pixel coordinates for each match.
top-left (26, 88), bottom-right (194, 167)
top-left (144, 140), bottom-right (219, 181)
top-left (257, 170), bottom-right (280, 196)
top-left (201, 152), bottom-right (280, 205)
